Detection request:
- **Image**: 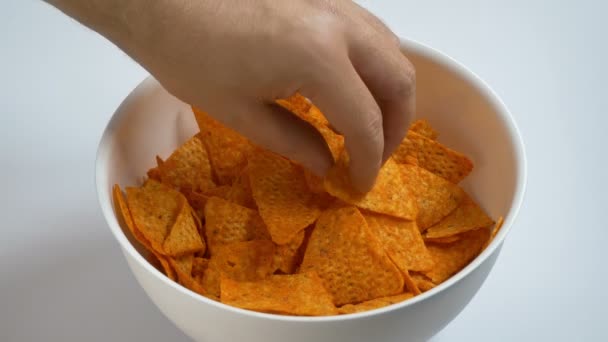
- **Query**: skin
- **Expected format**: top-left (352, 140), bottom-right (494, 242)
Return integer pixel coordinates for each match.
top-left (46, 0), bottom-right (415, 192)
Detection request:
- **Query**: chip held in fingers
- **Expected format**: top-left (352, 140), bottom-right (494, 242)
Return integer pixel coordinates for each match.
top-left (112, 104), bottom-right (500, 316)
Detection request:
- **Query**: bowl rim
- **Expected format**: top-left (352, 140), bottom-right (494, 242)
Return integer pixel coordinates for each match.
top-left (95, 36), bottom-right (527, 322)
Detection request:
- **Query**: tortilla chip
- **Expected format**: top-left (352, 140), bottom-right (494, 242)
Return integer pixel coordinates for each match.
top-left (201, 240), bottom-right (275, 298)
top-left (410, 272), bottom-right (436, 292)
top-left (193, 108), bottom-right (253, 185)
top-left (204, 196), bottom-right (270, 254)
top-left (159, 135), bottom-right (216, 193)
top-left (192, 257), bottom-right (209, 277)
top-left (424, 228), bottom-right (491, 283)
top-left (249, 150), bottom-right (323, 245)
top-left (146, 156), bottom-right (164, 181)
top-left (300, 206), bottom-right (404, 306)
top-left (400, 164), bottom-right (466, 230)
top-left (113, 184), bottom-right (151, 250)
top-left (126, 180), bottom-right (184, 254)
top-left (324, 154), bottom-right (417, 220)
top-left (169, 254), bottom-right (207, 296)
top-left (402, 269), bottom-right (421, 295)
top-left (409, 119), bottom-right (438, 140)
top-left (220, 272), bottom-right (337, 316)
top-left (424, 235), bottom-right (461, 244)
top-left (393, 131), bottom-right (473, 183)
top-left (273, 230), bottom-right (305, 274)
top-left (425, 195), bottom-right (494, 239)
top-left (484, 216), bottom-right (505, 249)
top-left (276, 94), bottom-right (330, 127)
top-left (226, 168), bottom-right (257, 209)
top-left (338, 293), bottom-right (413, 314)
top-left (364, 213), bottom-right (433, 273)
top-left (163, 199), bottom-right (206, 256)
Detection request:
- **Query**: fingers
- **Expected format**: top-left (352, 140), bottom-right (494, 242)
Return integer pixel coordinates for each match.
top-left (348, 36), bottom-right (416, 162)
top-left (215, 100), bottom-right (334, 176)
top-left (301, 62), bottom-right (384, 193)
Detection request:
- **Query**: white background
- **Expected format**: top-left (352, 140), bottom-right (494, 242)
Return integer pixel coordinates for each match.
top-left (2, 1), bottom-right (606, 341)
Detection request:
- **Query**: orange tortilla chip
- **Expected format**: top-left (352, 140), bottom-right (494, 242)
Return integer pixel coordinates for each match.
top-left (484, 216), bottom-right (504, 249)
top-left (201, 240), bottom-right (275, 298)
top-left (424, 235), bottom-right (461, 244)
top-left (410, 272), bottom-right (436, 292)
top-left (409, 119), bottom-right (438, 140)
top-left (169, 254), bottom-right (207, 296)
top-left (393, 131), bottom-right (473, 183)
top-left (126, 180), bottom-right (184, 254)
top-left (425, 195), bottom-right (494, 239)
top-left (424, 228), bottom-right (491, 283)
top-left (193, 108), bottom-right (253, 185)
top-left (163, 199), bottom-right (206, 257)
top-left (402, 269), bottom-right (421, 295)
top-left (400, 164), bottom-right (466, 230)
top-left (159, 135), bottom-right (216, 193)
top-left (146, 156), bottom-right (164, 181)
top-left (226, 168), bottom-right (257, 209)
top-left (220, 272), bottom-right (337, 316)
top-left (273, 230), bottom-right (305, 274)
top-left (364, 213), bottom-right (433, 273)
top-left (324, 154), bottom-right (417, 220)
top-left (192, 257), bottom-right (209, 277)
top-left (204, 197), bottom-right (270, 254)
top-left (276, 94), bottom-right (330, 127)
top-left (300, 206), bottom-right (404, 306)
top-left (113, 184), bottom-right (152, 250)
top-left (249, 150), bottom-right (323, 245)
top-left (338, 293), bottom-right (413, 314)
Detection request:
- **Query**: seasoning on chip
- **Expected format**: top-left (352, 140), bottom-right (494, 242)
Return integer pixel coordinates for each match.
top-left (112, 104), bottom-right (501, 316)
top-left (300, 205), bottom-right (404, 306)
top-left (220, 272), bottom-right (337, 316)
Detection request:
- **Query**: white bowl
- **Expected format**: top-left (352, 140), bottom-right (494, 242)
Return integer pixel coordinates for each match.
top-left (96, 38), bottom-right (526, 342)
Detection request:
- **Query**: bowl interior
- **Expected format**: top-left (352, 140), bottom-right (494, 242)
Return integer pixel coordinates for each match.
top-left (96, 39), bottom-right (525, 319)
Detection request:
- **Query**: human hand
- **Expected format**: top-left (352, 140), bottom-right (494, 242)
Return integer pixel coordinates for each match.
top-left (51, 0), bottom-right (416, 192)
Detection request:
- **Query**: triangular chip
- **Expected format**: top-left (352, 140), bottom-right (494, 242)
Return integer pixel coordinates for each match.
top-left (408, 119), bottom-right (438, 140)
top-left (300, 206), bottom-right (404, 306)
top-left (273, 230), bottom-right (305, 274)
top-left (126, 180), bottom-right (184, 254)
top-left (193, 107), bottom-right (253, 185)
top-left (276, 93), bottom-right (330, 127)
top-left (424, 235), bottom-right (461, 244)
top-left (220, 272), bottom-right (337, 316)
top-left (324, 153), bottom-right (417, 220)
top-left (249, 150), bottom-right (323, 245)
top-left (192, 257), bottom-right (209, 277)
top-left (204, 196), bottom-right (270, 254)
top-left (159, 135), bottom-right (216, 193)
top-left (146, 156), bottom-right (164, 181)
top-left (400, 164), bottom-right (466, 230)
top-left (425, 195), bottom-right (494, 239)
top-left (364, 213), bottom-right (434, 272)
top-left (402, 269), bottom-right (421, 295)
top-left (163, 199), bottom-right (206, 256)
top-left (393, 131), bottom-right (473, 183)
top-left (424, 228), bottom-right (491, 283)
top-left (169, 254), bottom-right (207, 296)
top-left (226, 167), bottom-right (257, 209)
top-left (338, 293), bottom-right (413, 315)
top-left (113, 184), bottom-right (152, 250)
top-left (484, 216), bottom-right (505, 249)
top-left (114, 184), bottom-right (176, 280)
top-left (201, 240), bottom-right (275, 298)
top-left (410, 272), bottom-right (436, 292)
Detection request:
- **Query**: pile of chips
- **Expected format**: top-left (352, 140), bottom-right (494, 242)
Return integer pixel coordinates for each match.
top-left (113, 94), bottom-right (503, 316)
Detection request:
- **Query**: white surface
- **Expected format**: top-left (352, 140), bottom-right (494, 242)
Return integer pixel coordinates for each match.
top-left (1, 0), bottom-right (606, 341)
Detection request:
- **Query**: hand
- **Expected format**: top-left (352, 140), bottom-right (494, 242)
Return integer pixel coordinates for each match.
top-left (50, 0), bottom-right (416, 192)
